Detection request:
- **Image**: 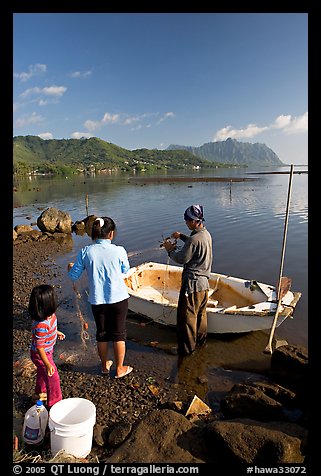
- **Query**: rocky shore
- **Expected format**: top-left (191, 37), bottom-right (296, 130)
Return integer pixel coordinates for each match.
top-left (13, 224), bottom-right (309, 468)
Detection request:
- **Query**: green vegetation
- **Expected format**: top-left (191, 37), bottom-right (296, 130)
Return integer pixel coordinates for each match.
top-left (13, 136), bottom-right (233, 176)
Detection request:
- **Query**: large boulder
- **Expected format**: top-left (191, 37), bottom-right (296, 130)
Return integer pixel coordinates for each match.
top-left (83, 215), bottom-right (98, 235)
top-left (204, 418), bottom-right (307, 465)
top-left (37, 207), bottom-right (72, 234)
top-left (14, 224), bottom-right (34, 234)
top-left (106, 409), bottom-right (207, 463)
top-left (270, 345), bottom-right (308, 408)
top-left (220, 381), bottom-right (297, 422)
top-left (14, 229), bottom-right (43, 243)
top-left (270, 345), bottom-right (308, 385)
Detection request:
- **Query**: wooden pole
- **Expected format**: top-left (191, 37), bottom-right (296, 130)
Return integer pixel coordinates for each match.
top-left (264, 164), bottom-right (294, 354)
top-left (85, 193), bottom-right (89, 217)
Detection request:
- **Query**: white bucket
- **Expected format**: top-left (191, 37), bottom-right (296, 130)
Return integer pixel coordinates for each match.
top-left (49, 398), bottom-right (96, 458)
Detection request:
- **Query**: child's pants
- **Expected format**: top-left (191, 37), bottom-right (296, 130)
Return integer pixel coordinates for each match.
top-left (30, 350), bottom-right (62, 407)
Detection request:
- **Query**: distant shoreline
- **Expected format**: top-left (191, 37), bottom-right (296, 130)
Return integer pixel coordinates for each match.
top-left (128, 176), bottom-right (257, 183)
top-left (246, 171), bottom-right (308, 175)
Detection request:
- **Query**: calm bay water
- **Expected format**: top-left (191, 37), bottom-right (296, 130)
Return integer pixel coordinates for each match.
top-left (13, 166), bottom-right (308, 349)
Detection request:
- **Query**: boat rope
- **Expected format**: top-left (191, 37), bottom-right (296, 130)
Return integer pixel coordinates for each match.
top-left (159, 235), bottom-right (180, 321)
top-left (127, 247), bottom-right (160, 258)
top-left (72, 284), bottom-right (90, 349)
top-left (269, 300), bottom-right (295, 309)
top-left (127, 316), bottom-right (155, 326)
top-left (282, 303), bottom-right (296, 310)
top-left (160, 255), bottom-right (171, 320)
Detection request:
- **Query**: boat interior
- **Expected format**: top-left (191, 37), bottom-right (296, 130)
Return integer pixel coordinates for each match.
top-left (124, 265), bottom-right (269, 310)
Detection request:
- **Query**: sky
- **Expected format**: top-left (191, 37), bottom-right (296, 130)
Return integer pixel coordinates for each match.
top-left (13, 13), bottom-right (308, 165)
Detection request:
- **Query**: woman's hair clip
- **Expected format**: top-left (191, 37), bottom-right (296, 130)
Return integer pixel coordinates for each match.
top-left (95, 217), bottom-right (105, 227)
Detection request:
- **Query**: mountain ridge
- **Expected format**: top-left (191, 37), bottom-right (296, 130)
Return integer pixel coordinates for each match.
top-left (13, 135), bottom-right (283, 175)
top-left (167, 137), bottom-right (283, 166)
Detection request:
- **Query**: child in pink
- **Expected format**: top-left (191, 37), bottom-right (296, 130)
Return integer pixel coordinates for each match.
top-left (29, 284), bottom-right (65, 408)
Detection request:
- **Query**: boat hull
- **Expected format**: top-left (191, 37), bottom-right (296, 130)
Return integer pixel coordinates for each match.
top-left (124, 262), bottom-right (301, 334)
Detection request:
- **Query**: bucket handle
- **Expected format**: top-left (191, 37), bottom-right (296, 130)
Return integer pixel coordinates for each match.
top-left (51, 429), bottom-right (89, 438)
top-left (49, 421), bottom-right (93, 438)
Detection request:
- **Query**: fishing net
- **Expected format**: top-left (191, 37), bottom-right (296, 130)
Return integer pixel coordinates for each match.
top-left (13, 447), bottom-right (96, 463)
top-left (72, 284), bottom-right (90, 349)
top-left (58, 351), bottom-right (79, 364)
top-left (13, 356), bottom-right (37, 378)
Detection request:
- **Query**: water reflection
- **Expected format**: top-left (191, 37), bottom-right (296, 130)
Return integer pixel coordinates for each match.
top-left (170, 348), bottom-right (209, 401)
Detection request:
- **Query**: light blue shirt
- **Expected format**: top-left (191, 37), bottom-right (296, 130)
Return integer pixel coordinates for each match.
top-left (68, 239), bottom-right (130, 305)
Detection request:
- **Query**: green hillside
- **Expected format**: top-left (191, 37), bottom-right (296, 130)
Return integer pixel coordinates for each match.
top-left (13, 136), bottom-right (228, 175)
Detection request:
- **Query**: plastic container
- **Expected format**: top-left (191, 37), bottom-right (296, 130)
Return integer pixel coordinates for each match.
top-left (22, 400), bottom-right (49, 445)
top-left (48, 397), bottom-right (96, 458)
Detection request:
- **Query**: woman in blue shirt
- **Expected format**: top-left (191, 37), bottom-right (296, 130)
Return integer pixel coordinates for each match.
top-left (68, 217), bottom-right (133, 378)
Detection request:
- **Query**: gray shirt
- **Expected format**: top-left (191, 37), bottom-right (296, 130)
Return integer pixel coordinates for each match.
top-left (168, 227), bottom-right (213, 294)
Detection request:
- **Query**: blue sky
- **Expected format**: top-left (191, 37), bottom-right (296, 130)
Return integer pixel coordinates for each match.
top-left (13, 13), bottom-right (308, 164)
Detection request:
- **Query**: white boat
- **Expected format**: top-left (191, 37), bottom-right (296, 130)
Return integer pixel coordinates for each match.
top-left (124, 262), bottom-right (301, 334)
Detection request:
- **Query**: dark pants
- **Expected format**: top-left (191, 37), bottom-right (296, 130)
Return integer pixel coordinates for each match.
top-left (91, 299), bottom-right (128, 342)
top-left (176, 289), bottom-right (208, 355)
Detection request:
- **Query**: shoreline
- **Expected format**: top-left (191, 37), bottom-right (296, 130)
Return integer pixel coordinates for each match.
top-left (128, 176), bottom-right (257, 183)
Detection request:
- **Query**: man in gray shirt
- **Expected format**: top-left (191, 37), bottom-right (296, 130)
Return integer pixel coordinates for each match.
top-left (163, 204), bottom-right (213, 356)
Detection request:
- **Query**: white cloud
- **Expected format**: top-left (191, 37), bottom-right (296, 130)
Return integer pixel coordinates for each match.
top-left (14, 112), bottom-right (44, 128)
top-left (38, 132), bottom-right (53, 140)
top-left (213, 112), bottom-right (308, 142)
top-left (272, 114), bottom-right (292, 129)
top-left (42, 86), bottom-right (67, 97)
top-left (123, 115), bottom-right (140, 125)
top-left (84, 120), bottom-right (101, 131)
top-left (71, 132), bottom-right (94, 139)
top-left (123, 112), bottom-right (158, 126)
top-left (20, 85), bottom-right (67, 98)
top-left (214, 124), bottom-right (268, 141)
top-left (20, 87), bottom-right (42, 98)
top-left (84, 112), bottom-right (121, 132)
top-left (83, 110), bottom-right (174, 133)
top-left (69, 70), bottom-right (92, 78)
top-left (85, 112), bottom-right (140, 131)
top-left (13, 63), bottom-right (47, 82)
top-left (274, 112), bottom-right (308, 134)
top-left (102, 112), bottom-right (120, 124)
top-left (157, 111), bottom-right (175, 125)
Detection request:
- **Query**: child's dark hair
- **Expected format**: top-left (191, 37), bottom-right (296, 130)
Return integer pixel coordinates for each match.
top-left (28, 284), bottom-right (58, 321)
top-left (91, 216), bottom-right (116, 240)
